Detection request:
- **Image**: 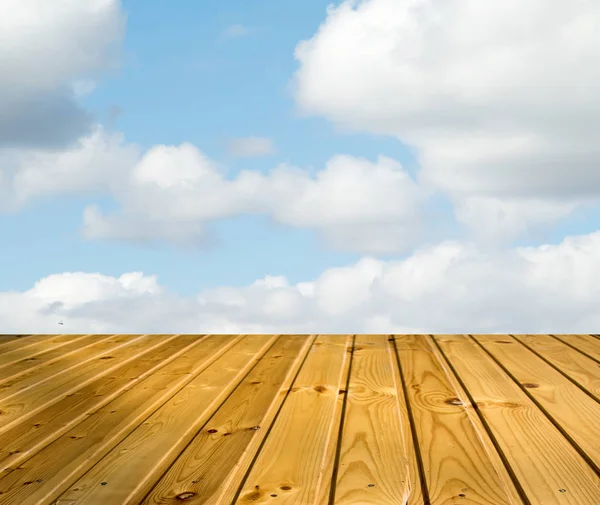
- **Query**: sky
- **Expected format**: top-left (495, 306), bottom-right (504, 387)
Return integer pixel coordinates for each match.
top-left (1, 0), bottom-right (600, 334)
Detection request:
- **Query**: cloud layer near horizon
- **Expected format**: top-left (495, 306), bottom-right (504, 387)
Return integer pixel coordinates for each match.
top-left (4, 231), bottom-right (600, 334)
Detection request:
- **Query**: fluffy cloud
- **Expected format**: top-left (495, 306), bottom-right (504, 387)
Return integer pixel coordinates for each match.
top-left (227, 137), bottom-right (276, 157)
top-left (82, 143), bottom-right (427, 253)
top-left (0, 126), bottom-right (139, 212)
top-left (293, 0), bottom-right (600, 239)
top-left (0, 0), bottom-right (126, 148)
top-left (4, 231), bottom-right (600, 333)
top-left (1, 130), bottom-right (426, 253)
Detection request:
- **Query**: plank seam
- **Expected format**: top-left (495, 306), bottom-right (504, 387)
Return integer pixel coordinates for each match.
top-left (470, 335), bottom-right (600, 478)
top-left (228, 334), bottom-right (319, 505)
top-left (27, 335), bottom-right (244, 503)
top-left (392, 336), bottom-right (431, 505)
top-left (550, 335), bottom-right (600, 365)
top-left (431, 336), bottom-right (531, 505)
top-left (327, 334), bottom-right (356, 505)
top-left (0, 335), bottom-right (213, 476)
top-left (510, 335), bottom-right (600, 405)
top-left (138, 334), bottom-right (283, 505)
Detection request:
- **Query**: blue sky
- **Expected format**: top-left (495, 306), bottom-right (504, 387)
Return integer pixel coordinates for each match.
top-left (2, 0), bottom-right (600, 333)
top-left (1, 0), bottom-right (420, 295)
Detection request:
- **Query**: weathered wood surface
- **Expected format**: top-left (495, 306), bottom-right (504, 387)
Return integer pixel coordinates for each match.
top-left (0, 334), bottom-right (598, 505)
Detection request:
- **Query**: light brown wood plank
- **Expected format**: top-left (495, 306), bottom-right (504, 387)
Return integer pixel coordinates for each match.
top-left (56, 335), bottom-right (278, 505)
top-left (0, 335), bottom-right (147, 403)
top-left (0, 335), bottom-right (243, 505)
top-left (314, 336), bottom-right (353, 505)
top-left (553, 335), bottom-right (600, 362)
top-left (0, 334), bottom-right (98, 370)
top-left (429, 336), bottom-right (524, 505)
top-left (140, 334), bottom-right (314, 505)
top-left (332, 335), bottom-right (410, 505)
top-left (389, 336), bottom-right (426, 505)
top-left (0, 334), bottom-right (113, 381)
top-left (0, 334), bottom-right (74, 358)
top-left (474, 335), bottom-right (600, 473)
top-left (0, 334), bottom-right (167, 433)
top-left (397, 335), bottom-right (516, 505)
top-left (512, 334), bottom-right (600, 401)
top-left (0, 336), bottom-right (31, 348)
top-left (0, 335), bottom-right (206, 475)
top-left (437, 334), bottom-right (600, 505)
top-left (233, 334), bottom-right (352, 505)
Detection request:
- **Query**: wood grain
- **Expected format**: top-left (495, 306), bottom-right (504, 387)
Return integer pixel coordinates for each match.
top-left (0, 334), bottom-right (206, 475)
top-left (0, 335), bottom-right (242, 505)
top-left (512, 334), bottom-right (600, 401)
top-left (1, 334), bottom-right (598, 505)
top-left (56, 335), bottom-right (277, 505)
top-left (389, 336), bottom-right (426, 505)
top-left (0, 334), bottom-right (74, 358)
top-left (233, 335), bottom-right (352, 505)
top-left (0, 334), bottom-right (112, 381)
top-left (474, 334), bottom-right (600, 472)
top-left (332, 334), bottom-right (410, 505)
top-left (141, 334), bottom-right (314, 505)
top-left (0, 334), bottom-right (167, 433)
top-left (397, 335), bottom-right (516, 505)
top-left (314, 336), bottom-right (353, 505)
top-left (552, 335), bottom-right (600, 362)
top-left (437, 334), bottom-right (600, 505)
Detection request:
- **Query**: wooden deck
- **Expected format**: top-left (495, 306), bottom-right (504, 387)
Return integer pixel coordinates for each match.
top-left (0, 334), bottom-right (599, 505)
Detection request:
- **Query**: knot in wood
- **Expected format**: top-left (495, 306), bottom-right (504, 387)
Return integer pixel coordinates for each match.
top-left (522, 383), bottom-right (539, 389)
top-left (176, 491), bottom-right (197, 500)
top-left (445, 397), bottom-right (463, 406)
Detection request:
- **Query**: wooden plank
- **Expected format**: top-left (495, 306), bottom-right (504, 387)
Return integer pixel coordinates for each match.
top-left (428, 336), bottom-right (524, 505)
top-left (553, 335), bottom-right (600, 362)
top-left (0, 335), bottom-right (244, 505)
top-left (140, 334), bottom-right (314, 505)
top-left (0, 336), bottom-right (31, 347)
top-left (0, 335), bottom-right (207, 475)
top-left (331, 335), bottom-right (410, 505)
top-left (0, 334), bottom-right (113, 380)
top-left (0, 334), bottom-right (98, 370)
top-left (0, 334), bottom-right (166, 434)
top-left (389, 336), bottom-right (425, 505)
top-left (0, 335), bottom-right (145, 402)
top-left (436, 334), bottom-right (600, 505)
top-left (314, 336), bottom-right (353, 505)
top-left (0, 334), bottom-right (73, 357)
top-left (512, 334), bottom-right (600, 401)
top-left (56, 335), bottom-right (277, 505)
top-left (232, 334), bottom-right (352, 505)
top-left (397, 335), bottom-right (517, 505)
top-left (474, 335), bottom-right (600, 473)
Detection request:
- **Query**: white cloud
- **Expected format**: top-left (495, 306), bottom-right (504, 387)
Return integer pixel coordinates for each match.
top-left (0, 126), bottom-right (139, 212)
top-left (82, 143), bottom-right (428, 253)
top-left (4, 231), bottom-right (600, 333)
top-left (227, 137), bottom-right (276, 157)
top-left (222, 24), bottom-right (250, 39)
top-left (293, 0), bottom-right (600, 240)
top-left (0, 0), bottom-right (126, 147)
